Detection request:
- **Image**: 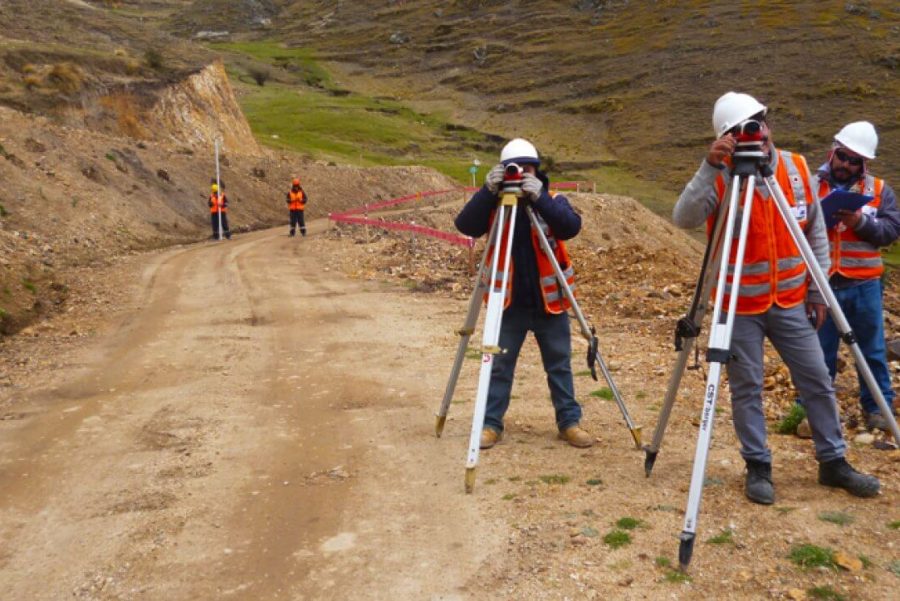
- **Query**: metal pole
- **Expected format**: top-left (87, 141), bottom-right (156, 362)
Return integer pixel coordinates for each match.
top-left (215, 140), bottom-right (223, 241)
top-left (644, 197), bottom-right (730, 476)
top-left (435, 218), bottom-right (501, 437)
top-left (763, 174), bottom-right (900, 444)
top-left (465, 192), bottom-right (518, 494)
top-left (679, 172), bottom-right (755, 571)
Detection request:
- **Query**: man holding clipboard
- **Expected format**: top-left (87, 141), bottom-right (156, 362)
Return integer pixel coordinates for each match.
top-left (812, 121), bottom-right (900, 432)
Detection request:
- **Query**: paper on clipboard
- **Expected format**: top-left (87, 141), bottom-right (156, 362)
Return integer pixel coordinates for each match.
top-left (820, 190), bottom-right (873, 229)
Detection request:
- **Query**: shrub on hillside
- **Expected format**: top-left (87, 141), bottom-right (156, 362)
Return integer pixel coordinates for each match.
top-left (144, 49), bottom-right (165, 71)
top-left (248, 65), bottom-right (271, 87)
top-left (47, 63), bottom-right (84, 94)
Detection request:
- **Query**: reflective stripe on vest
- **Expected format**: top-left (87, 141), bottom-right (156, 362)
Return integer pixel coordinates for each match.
top-left (209, 193), bottom-right (227, 213)
top-left (709, 150), bottom-right (812, 314)
top-left (822, 174), bottom-right (884, 280)
top-left (289, 189), bottom-right (306, 211)
top-left (483, 199), bottom-right (575, 314)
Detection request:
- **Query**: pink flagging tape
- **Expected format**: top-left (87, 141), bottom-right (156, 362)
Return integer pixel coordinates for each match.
top-left (330, 214), bottom-right (474, 248)
top-left (329, 181), bottom-right (590, 247)
top-left (336, 188), bottom-right (463, 216)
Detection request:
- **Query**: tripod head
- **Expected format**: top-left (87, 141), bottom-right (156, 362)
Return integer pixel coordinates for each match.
top-left (730, 119), bottom-right (771, 177)
top-left (500, 162), bottom-right (525, 197)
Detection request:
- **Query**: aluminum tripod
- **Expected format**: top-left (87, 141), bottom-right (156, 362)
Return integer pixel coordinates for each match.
top-left (435, 183), bottom-right (640, 495)
top-left (676, 154), bottom-right (900, 571)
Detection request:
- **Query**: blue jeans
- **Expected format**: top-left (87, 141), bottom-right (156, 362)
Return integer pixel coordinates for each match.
top-left (483, 306), bottom-right (582, 433)
top-left (818, 278), bottom-right (895, 415)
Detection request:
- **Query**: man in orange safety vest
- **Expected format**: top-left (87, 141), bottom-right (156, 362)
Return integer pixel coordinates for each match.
top-left (672, 92), bottom-right (879, 504)
top-left (286, 178), bottom-right (308, 237)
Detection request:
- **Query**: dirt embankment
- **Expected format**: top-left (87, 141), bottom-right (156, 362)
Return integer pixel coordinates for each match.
top-left (0, 61), bottom-right (458, 335)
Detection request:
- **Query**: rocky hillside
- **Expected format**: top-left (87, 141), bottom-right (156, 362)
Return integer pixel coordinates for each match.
top-left (275, 0), bottom-right (899, 194)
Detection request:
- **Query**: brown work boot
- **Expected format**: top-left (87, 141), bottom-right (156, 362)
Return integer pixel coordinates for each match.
top-left (864, 411), bottom-right (891, 432)
top-left (480, 428), bottom-right (501, 449)
top-left (558, 425), bottom-right (593, 448)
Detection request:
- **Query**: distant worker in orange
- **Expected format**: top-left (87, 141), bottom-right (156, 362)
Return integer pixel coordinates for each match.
top-left (209, 183), bottom-right (231, 240)
top-left (286, 177), bottom-right (309, 237)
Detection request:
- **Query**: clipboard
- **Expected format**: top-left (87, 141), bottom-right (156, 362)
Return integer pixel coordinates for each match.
top-left (820, 190), bottom-right (873, 229)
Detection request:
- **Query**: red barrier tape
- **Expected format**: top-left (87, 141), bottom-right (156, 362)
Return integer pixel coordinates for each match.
top-left (330, 214), bottom-right (475, 248)
top-left (329, 181), bottom-right (590, 247)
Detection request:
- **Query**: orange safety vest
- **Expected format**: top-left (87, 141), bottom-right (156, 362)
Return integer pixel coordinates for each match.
top-left (709, 149), bottom-right (814, 315)
top-left (288, 189), bottom-right (307, 211)
top-left (484, 199), bottom-right (575, 314)
top-left (209, 193), bottom-right (227, 214)
top-left (819, 174), bottom-right (884, 280)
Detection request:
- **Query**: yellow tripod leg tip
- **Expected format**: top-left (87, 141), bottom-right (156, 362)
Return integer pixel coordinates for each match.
top-left (465, 467), bottom-right (476, 494)
top-left (435, 415), bottom-right (447, 438)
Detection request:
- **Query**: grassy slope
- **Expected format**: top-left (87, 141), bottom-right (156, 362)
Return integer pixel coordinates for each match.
top-left (273, 0), bottom-right (898, 208)
top-left (206, 41), bottom-right (507, 183)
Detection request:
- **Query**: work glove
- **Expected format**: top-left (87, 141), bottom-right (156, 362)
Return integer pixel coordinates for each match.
top-left (521, 172), bottom-right (543, 203)
top-left (485, 164), bottom-right (505, 194)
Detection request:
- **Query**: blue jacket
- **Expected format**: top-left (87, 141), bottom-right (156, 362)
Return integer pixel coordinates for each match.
top-left (454, 171), bottom-right (581, 309)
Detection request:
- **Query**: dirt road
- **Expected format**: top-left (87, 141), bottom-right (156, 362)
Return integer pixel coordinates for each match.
top-left (2, 214), bottom-right (898, 601)
top-left (0, 221), bottom-right (498, 600)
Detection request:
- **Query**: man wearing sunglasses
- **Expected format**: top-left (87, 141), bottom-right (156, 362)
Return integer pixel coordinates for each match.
top-left (812, 122), bottom-right (900, 432)
top-left (673, 92), bottom-right (880, 505)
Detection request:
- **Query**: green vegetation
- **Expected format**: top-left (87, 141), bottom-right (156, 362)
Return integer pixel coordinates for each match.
top-left (208, 42), bottom-right (506, 183)
top-left (776, 403), bottom-right (807, 434)
top-left (590, 387), bottom-right (614, 400)
top-left (21, 279), bottom-right (36, 294)
top-left (789, 544), bottom-right (835, 570)
top-left (655, 556), bottom-right (671, 568)
top-left (889, 560), bottom-right (900, 578)
top-left (0, 203), bottom-right (8, 217)
top-left (575, 369), bottom-right (593, 377)
top-left (538, 474), bottom-right (570, 485)
top-left (706, 528), bottom-right (734, 545)
top-left (807, 586), bottom-right (846, 601)
top-left (585, 478), bottom-right (603, 486)
top-left (501, 493), bottom-right (516, 501)
top-left (889, 520), bottom-right (900, 530)
top-left (663, 569), bottom-right (691, 583)
top-left (817, 511), bottom-right (854, 526)
top-left (615, 517), bottom-right (643, 530)
top-left (603, 529), bottom-right (631, 549)
top-left (209, 41), bottom-right (334, 89)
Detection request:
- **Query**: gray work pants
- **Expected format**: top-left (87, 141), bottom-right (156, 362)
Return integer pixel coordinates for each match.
top-left (727, 304), bottom-right (846, 463)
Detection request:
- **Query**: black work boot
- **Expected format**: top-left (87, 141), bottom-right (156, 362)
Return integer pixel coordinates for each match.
top-left (818, 457), bottom-right (880, 498)
top-left (744, 459), bottom-right (775, 505)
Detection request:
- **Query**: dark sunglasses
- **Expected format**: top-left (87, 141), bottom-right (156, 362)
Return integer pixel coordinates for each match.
top-left (834, 149), bottom-right (864, 167)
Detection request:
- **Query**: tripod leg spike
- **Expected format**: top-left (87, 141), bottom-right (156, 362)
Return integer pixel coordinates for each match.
top-left (464, 467), bottom-right (476, 494)
top-left (630, 426), bottom-right (642, 449)
top-left (435, 414), bottom-right (447, 438)
top-left (678, 532), bottom-right (696, 571)
top-left (643, 448), bottom-right (658, 477)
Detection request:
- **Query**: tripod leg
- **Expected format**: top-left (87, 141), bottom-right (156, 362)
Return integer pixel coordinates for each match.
top-left (435, 217), bottom-right (499, 437)
top-left (524, 206), bottom-right (641, 447)
top-left (764, 176), bottom-right (900, 445)
top-left (645, 186), bottom-right (731, 475)
top-left (465, 195), bottom-right (519, 493)
top-left (679, 174), bottom-right (756, 571)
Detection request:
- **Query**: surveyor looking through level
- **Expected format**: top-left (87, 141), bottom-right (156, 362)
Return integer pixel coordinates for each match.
top-left (208, 183), bottom-right (231, 240)
top-left (286, 177), bottom-right (308, 237)
top-left (454, 138), bottom-right (592, 449)
top-left (806, 121), bottom-right (900, 433)
top-left (672, 92), bottom-right (880, 505)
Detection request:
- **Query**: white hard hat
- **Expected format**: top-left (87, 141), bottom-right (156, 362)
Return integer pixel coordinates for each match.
top-left (712, 92), bottom-right (767, 138)
top-left (834, 121), bottom-right (877, 159)
top-left (500, 138), bottom-right (539, 165)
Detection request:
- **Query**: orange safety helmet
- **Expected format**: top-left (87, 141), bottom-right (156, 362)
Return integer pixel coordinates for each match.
top-left (292, 178), bottom-right (301, 186)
